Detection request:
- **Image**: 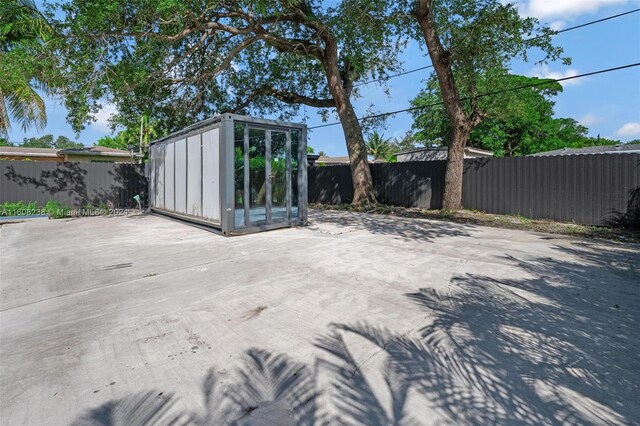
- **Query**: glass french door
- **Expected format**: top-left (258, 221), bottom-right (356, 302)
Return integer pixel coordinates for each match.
top-left (234, 126), bottom-right (297, 228)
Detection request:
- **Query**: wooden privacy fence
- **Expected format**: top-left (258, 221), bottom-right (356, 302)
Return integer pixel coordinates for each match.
top-left (0, 160), bottom-right (147, 208)
top-left (308, 153), bottom-right (640, 226)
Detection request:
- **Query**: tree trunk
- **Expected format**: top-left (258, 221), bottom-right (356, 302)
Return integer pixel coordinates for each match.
top-left (414, 0), bottom-right (474, 210)
top-left (443, 126), bottom-right (470, 210)
top-left (322, 35), bottom-right (376, 205)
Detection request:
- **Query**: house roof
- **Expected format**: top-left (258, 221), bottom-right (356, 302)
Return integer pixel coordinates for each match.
top-left (59, 146), bottom-right (138, 157)
top-left (395, 146), bottom-right (494, 156)
top-left (530, 143), bottom-right (640, 156)
top-left (316, 155), bottom-right (351, 164)
top-left (0, 146), bottom-right (61, 157)
top-left (0, 146), bottom-right (138, 158)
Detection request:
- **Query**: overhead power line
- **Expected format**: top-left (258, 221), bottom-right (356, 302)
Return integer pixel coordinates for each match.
top-left (353, 65), bottom-right (433, 88)
top-left (308, 62), bottom-right (640, 130)
top-left (550, 7), bottom-right (640, 36)
top-left (351, 8), bottom-right (640, 89)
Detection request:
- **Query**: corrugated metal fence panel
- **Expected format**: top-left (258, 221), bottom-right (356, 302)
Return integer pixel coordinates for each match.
top-left (461, 154), bottom-right (640, 225)
top-left (309, 154), bottom-right (640, 226)
top-left (308, 161), bottom-right (446, 208)
top-left (0, 160), bottom-right (147, 208)
top-left (308, 165), bottom-right (354, 204)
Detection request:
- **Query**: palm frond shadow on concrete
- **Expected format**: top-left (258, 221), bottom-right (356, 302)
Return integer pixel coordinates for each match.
top-left (70, 242), bottom-right (638, 425)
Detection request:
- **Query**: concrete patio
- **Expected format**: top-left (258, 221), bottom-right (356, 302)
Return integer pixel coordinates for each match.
top-left (1, 211), bottom-right (638, 425)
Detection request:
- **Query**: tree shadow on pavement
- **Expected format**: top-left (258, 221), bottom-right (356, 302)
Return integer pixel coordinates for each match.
top-left (307, 209), bottom-right (473, 241)
top-left (71, 391), bottom-right (188, 426)
top-left (397, 242), bottom-right (639, 424)
top-left (71, 242), bottom-right (639, 425)
top-left (72, 350), bottom-right (318, 426)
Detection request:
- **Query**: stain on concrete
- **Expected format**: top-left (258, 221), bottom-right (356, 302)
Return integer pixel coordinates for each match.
top-left (241, 305), bottom-right (268, 322)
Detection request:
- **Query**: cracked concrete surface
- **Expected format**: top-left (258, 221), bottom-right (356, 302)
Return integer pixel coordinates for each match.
top-left (1, 211), bottom-right (638, 425)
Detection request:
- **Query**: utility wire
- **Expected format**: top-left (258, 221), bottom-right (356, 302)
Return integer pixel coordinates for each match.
top-left (352, 65), bottom-right (433, 88)
top-left (351, 8), bottom-right (640, 88)
top-left (548, 7), bottom-right (640, 36)
top-left (309, 62), bottom-right (640, 129)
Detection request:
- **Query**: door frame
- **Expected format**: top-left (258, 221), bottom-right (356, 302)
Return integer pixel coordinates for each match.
top-left (243, 126), bottom-right (293, 228)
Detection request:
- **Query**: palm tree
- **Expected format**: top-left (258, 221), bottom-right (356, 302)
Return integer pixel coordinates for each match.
top-left (366, 131), bottom-right (396, 161)
top-left (0, 0), bottom-right (55, 137)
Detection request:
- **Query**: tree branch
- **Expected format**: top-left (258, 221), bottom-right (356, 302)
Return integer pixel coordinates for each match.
top-left (263, 86), bottom-right (335, 107)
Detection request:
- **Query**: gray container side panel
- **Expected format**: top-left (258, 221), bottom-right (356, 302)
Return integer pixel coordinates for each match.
top-left (300, 126), bottom-right (308, 224)
top-left (174, 138), bottom-right (187, 214)
top-left (220, 117), bottom-right (235, 234)
top-left (155, 144), bottom-right (166, 209)
top-left (165, 142), bottom-right (175, 211)
top-left (187, 134), bottom-right (202, 217)
top-left (202, 128), bottom-right (221, 221)
top-left (149, 145), bottom-right (156, 207)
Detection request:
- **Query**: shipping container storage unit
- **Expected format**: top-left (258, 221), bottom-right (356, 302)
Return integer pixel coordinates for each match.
top-left (149, 114), bottom-right (308, 236)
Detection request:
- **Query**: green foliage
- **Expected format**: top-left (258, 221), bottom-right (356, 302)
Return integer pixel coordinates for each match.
top-left (391, 131), bottom-right (420, 153)
top-left (53, 135), bottom-right (84, 149)
top-left (43, 199), bottom-right (70, 218)
top-left (95, 117), bottom-right (159, 156)
top-left (0, 200), bottom-right (38, 216)
top-left (0, 137), bottom-right (14, 146)
top-left (0, 199), bottom-right (70, 218)
top-left (21, 134), bottom-right (53, 148)
top-left (51, 1), bottom-right (402, 133)
top-left (0, 0), bottom-right (63, 136)
top-left (96, 135), bottom-right (124, 150)
top-left (19, 134), bottom-right (84, 149)
top-left (403, 0), bottom-right (567, 116)
top-left (411, 74), bottom-right (618, 156)
top-left (96, 130), bottom-right (136, 151)
top-left (366, 131), bottom-right (396, 161)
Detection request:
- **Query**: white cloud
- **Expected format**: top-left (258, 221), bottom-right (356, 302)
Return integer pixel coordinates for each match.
top-left (91, 103), bottom-right (117, 133)
top-left (530, 64), bottom-right (582, 86)
top-left (520, 0), bottom-right (628, 19)
top-left (615, 122), bottom-right (640, 137)
top-left (549, 20), bottom-right (566, 31)
top-left (578, 113), bottom-right (603, 126)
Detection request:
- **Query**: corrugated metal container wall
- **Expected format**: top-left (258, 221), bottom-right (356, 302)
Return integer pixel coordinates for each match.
top-left (150, 125), bottom-right (221, 226)
top-left (149, 114), bottom-right (308, 236)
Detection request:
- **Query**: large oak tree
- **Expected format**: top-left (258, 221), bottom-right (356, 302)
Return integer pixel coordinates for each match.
top-left (406, 0), bottom-right (566, 209)
top-left (53, 0), bottom-right (403, 204)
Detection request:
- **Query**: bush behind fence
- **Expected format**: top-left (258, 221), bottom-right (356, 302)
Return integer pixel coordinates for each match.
top-left (308, 154), bottom-right (640, 227)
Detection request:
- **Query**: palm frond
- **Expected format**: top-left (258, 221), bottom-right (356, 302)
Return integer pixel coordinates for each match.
top-left (5, 83), bottom-right (46, 132)
top-left (0, 89), bottom-right (11, 137)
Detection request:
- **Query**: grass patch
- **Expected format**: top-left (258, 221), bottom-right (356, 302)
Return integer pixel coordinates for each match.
top-left (0, 201), bottom-right (39, 216)
top-left (1, 200), bottom-right (73, 218)
top-left (43, 200), bottom-right (72, 219)
top-left (1, 200), bottom-right (118, 219)
top-left (310, 203), bottom-right (640, 243)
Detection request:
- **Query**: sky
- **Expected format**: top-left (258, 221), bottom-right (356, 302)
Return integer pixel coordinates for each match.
top-left (9, 0), bottom-right (640, 155)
